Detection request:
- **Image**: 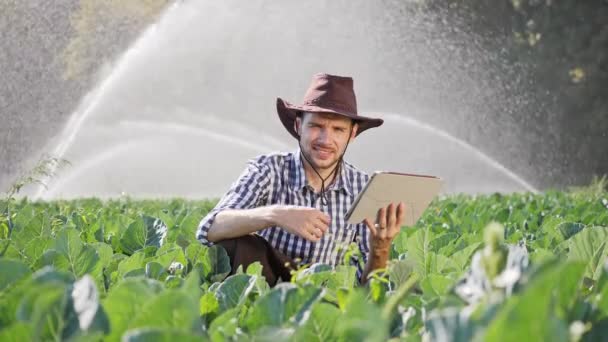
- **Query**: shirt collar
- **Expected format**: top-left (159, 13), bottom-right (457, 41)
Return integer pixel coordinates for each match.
top-left (290, 148), bottom-right (353, 196)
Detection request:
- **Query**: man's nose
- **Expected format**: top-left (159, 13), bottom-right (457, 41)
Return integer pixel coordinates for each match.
top-left (318, 128), bottom-right (330, 142)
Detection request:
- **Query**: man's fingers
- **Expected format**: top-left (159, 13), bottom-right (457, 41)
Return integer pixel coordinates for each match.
top-left (387, 203), bottom-right (397, 229)
top-left (396, 202), bottom-right (405, 225)
top-left (316, 212), bottom-right (331, 225)
top-left (307, 222), bottom-right (326, 240)
top-left (316, 215), bottom-right (331, 228)
top-left (364, 218), bottom-right (378, 236)
top-left (377, 207), bottom-right (387, 230)
top-left (314, 221), bottom-right (329, 234)
top-left (305, 228), bottom-right (320, 242)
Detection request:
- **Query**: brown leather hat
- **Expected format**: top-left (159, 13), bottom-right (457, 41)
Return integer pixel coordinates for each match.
top-left (277, 73), bottom-right (383, 139)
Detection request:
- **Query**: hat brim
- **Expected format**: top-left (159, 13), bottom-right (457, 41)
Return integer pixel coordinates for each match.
top-left (276, 98), bottom-right (383, 140)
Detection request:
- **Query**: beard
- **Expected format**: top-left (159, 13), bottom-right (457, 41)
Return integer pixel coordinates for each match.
top-left (301, 142), bottom-right (343, 172)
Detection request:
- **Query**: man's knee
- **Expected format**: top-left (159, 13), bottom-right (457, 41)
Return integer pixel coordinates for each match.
top-left (215, 235), bottom-right (285, 285)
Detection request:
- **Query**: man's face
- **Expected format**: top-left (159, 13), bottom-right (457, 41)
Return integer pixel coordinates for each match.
top-left (296, 112), bottom-right (358, 172)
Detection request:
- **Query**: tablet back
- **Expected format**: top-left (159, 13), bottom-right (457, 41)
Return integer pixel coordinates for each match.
top-left (346, 172), bottom-right (443, 226)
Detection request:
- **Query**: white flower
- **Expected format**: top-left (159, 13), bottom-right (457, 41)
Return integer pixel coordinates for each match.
top-left (168, 262), bottom-right (184, 274)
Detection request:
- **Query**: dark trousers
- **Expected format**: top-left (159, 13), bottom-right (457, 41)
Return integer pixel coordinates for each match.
top-left (218, 234), bottom-right (295, 286)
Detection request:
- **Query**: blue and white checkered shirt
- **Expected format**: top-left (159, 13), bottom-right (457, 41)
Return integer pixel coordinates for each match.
top-left (196, 149), bottom-right (371, 280)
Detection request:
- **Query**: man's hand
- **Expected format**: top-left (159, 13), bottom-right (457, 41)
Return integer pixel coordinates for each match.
top-left (360, 202), bottom-right (405, 284)
top-left (363, 202), bottom-right (405, 252)
top-left (271, 205), bottom-right (330, 242)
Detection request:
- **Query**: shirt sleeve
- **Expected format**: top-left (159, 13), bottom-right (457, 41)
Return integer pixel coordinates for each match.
top-left (195, 157), bottom-right (273, 246)
top-left (352, 222), bottom-right (370, 284)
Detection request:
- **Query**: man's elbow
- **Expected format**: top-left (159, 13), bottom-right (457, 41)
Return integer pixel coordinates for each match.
top-left (205, 224), bottom-right (221, 243)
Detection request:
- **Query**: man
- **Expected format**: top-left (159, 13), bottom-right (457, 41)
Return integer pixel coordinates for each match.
top-left (196, 73), bottom-right (404, 285)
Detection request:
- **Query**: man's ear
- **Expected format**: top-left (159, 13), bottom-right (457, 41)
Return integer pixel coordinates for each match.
top-left (350, 122), bottom-right (359, 141)
top-left (294, 117), bottom-right (301, 137)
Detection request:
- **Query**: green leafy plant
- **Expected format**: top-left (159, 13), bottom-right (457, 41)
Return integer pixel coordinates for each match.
top-left (1, 156), bottom-right (69, 257)
top-left (0, 187), bottom-right (607, 340)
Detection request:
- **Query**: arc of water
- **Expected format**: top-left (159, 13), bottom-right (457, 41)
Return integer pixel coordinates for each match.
top-left (378, 112), bottom-right (539, 193)
top-left (33, 2), bottom-right (183, 200)
top-left (119, 119), bottom-right (290, 152)
top-left (41, 139), bottom-right (152, 198)
top-left (170, 107), bottom-right (291, 151)
top-left (118, 120), bottom-right (287, 153)
top-left (42, 120), bottom-right (284, 198)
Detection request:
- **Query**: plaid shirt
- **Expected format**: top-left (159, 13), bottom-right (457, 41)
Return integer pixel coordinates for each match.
top-left (196, 149), bottom-right (371, 281)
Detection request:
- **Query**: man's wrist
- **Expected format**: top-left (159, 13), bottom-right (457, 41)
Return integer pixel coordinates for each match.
top-left (370, 246), bottom-right (390, 260)
top-left (263, 205), bottom-right (282, 227)
top-left (370, 242), bottom-right (391, 255)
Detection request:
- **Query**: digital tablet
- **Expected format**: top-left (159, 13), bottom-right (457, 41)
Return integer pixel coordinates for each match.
top-left (345, 171), bottom-right (443, 226)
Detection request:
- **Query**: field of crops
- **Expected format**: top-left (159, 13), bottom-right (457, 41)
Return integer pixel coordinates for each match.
top-left (1, 188), bottom-right (608, 341)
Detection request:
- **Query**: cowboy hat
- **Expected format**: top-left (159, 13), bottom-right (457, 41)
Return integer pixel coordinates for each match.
top-left (277, 73), bottom-right (383, 139)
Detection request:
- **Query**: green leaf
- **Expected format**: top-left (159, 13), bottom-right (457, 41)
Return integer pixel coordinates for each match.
top-left (325, 265), bottom-right (357, 290)
top-left (145, 262), bottom-right (167, 280)
top-left (556, 222), bottom-right (585, 240)
top-left (293, 303), bottom-right (340, 342)
top-left (392, 230), bottom-right (409, 254)
top-left (421, 274), bottom-right (453, 297)
top-left (295, 264), bottom-right (351, 289)
top-left (335, 289), bottom-right (387, 341)
top-left (102, 278), bottom-right (163, 341)
top-left (484, 261), bottom-right (584, 342)
top-left (167, 209), bottom-right (205, 248)
top-left (122, 328), bottom-right (206, 342)
top-left (22, 237), bottom-right (53, 266)
top-left (450, 242), bottom-right (482, 271)
top-left (530, 247), bottom-right (554, 264)
top-left (117, 251), bottom-right (147, 278)
top-left (119, 216), bottom-right (167, 255)
top-left (151, 242), bottom-right (187, 269)
top-left (0, 259), bottom-right (30, 291)
top-left (435, 253), bottom-right (460, 275)
top-left (54, 245), bottom-right (101, 279)
top-left (16, 282), bottom-right (69, 341)
top-left (425, 307), bottom-right (476, 342)
top-left (246, 262), bottom-right (264, 277)
top-left (11, 212), bottom-right (50, 249)
top-left (127, 289), bottom-right (200, 333)
top-left (407, 229), bottom-right (434, 277)
top-left (430, 232), bottom-right (459, 252)
top-left (165, 275), bottom-right (184, 289)
top-left (29, 266), bottom-right (75, 285)
top-left (567, 226), bottom-right (608, 280)
top-left (0, 322), bottom-right (33, 342)
top-left (244, 284), bottom-right (323, 332)
top-left (186, 244), bottom-right (231, 282)
top-left (388, 259), bottom-right (415, 288)
top-left (369, 277), bottom-right (387, 303)
top-left (90, 242), bottom-right (113, 269)
top-left (181, 270), bottom-right (202, 300)
top-left (215, 274), bottom-right (257, 311)
top-left (124, 268), bottom-right (146, 278)
top-left (252, 327), bottom-right (294, 341)
top-left (200, 292), bottom-right (219, 316)
top-left (246, 262), bottom-right (271, 296)
top-left (208, 308), bottom-right (240, 341)
top-left (55, 228), bottom-right (84, 260)
top-left (11, 204), bottom-right (35, 231)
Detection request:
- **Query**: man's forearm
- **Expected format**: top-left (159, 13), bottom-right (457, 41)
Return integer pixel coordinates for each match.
top-left (206, 206), bottom-right (277, 243)
top-left (360, 247), bottom-right (390, 285)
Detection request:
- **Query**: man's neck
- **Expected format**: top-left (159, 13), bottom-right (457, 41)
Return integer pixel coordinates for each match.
top-left (302, 160), bottom-right (341, 193)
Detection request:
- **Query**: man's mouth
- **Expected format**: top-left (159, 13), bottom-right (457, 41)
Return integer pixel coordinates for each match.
top-left (313, 146), bottom-right (334, 159)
